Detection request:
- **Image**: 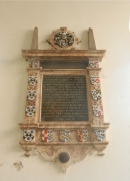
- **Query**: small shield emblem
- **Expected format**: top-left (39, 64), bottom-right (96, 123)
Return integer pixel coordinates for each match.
top-left (27, 90), bottom-right (36, 100)
top-left (89, 59), bottom-right (98, 68)
top-left (77, 130), bottom-right (88, 142)
top-left (29, 59), bottom-right (38, 68)
top-left (60, 130), bottom-right (70, 142)
top-left (42, 130), bottom-right (53, 142)
top-left (28, 76), bottom-right (37, 85)
top-left (90, 76), bottom-right (100, 85)
top-left (91, 90), bottom-right (101, 101)
top-left (93, 105), bottom-right (103, 117)
top-left (26, 106), bottom-right (35, 116)
top-left (95, 129), bottom-right (105, 141)
top-left (23, 130), bottom-right (34, 142)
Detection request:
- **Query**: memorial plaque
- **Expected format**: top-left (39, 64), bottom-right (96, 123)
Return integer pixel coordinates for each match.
top-left (41, 75), bottom-right (88, 121)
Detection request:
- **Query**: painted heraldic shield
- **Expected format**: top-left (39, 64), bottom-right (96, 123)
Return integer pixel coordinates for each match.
top-left (60, 130), bottom-right (70, 142)
top-left (77, 130), bottom-right (88, 142)
top-left (90, 76), bottom-right (100, 85)
top-left (42, 130), bottom-right (53, 142)
top-left (93, 105), bottom-right (103, 117)
top-left (95, 129), bottom-right (105, 141)
top-left (27, 90), bottom-right (36, 100)
top-left (91, 90), bottom-right (101, 101)
top-left (23, 130), bottom-right (34, 142)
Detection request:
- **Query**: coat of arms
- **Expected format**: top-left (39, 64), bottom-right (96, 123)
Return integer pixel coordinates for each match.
top-left (26, 106), bottom-right (35, 116)
top-left (42, 130), bottom-right (53, 142)
top-left (90, 76), bottom-right (100, 85)
top-left (93, 105), bottom-right (103, 117)
top-left (28, 76), bottom-right (37, 85)
top-left (60, 130), bottom-right (70, 142)
top-left (91, 90), bottom-right (101, 101)
top-left (23, 130), bottom-right (34, 142)
top-left (77, 130), bottom-right (88, 142)
top-left (29, 59), bottom-right (38, 68)
top-left (89, 59), bottom-right (99, 68)
top-left (27, 90), bottom-right (36, 100)
top-left (94, 129), bottom-right (105, 141)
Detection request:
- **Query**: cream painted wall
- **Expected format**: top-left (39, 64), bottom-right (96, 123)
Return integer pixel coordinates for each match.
top-left (0, 1), bottom-right (130, 181)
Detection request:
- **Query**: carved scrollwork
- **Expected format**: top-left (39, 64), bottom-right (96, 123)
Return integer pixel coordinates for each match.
top-left (93, 117), bottom-right (104, 124)
top-left (26, 99), bottom-right (35, 106)
top-left (28, 72), bottom-right (37, 76)
top-left (37, 146), bottom-right (89, 172)
top-left (89, 71), bottom-right (99, 77)
top-left (25, 117), bottom-right (35, 123)
top-left (28, 85), bottom-right (37, 90)
top-left (91, 85), bottom-right (100, 90)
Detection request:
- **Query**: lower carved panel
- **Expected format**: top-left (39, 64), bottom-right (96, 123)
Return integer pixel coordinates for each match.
top-left (37, 146), bottom-right (89, 172)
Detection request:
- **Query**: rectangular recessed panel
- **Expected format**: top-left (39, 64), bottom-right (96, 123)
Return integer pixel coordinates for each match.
top-left (41, 75), bottom-right (88, 121)
top-left (40, 61), bottom-right (88, 69)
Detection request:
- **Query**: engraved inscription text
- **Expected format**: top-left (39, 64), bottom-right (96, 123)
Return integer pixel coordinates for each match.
top-left (41, 76), bottom-right (88, 121)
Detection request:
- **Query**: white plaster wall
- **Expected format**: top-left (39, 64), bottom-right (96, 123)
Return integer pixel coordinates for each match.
top-left (0, 1), bottom-right (130, 181)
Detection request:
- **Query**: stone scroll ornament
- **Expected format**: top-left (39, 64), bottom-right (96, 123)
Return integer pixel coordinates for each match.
top-left (77, 130), bottom-right (88, 142)
top-left (60, 130), bottom-right (70, 142)
top-left (94, 130), bottom-right (105, 141)
top-left (23, 130), bottom-right (35, 142)
top-left (42, 130), bottom-right (53, 142)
